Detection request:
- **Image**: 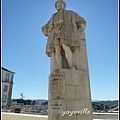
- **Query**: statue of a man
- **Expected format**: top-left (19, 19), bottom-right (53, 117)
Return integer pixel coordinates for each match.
top-left (42, 0), bottom-right (86, 69)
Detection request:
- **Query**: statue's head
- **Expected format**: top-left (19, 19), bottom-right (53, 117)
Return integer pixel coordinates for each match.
top-left (55, 0), bottom-right (66, 11)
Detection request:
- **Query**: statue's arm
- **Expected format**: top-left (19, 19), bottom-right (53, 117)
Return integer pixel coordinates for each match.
top-left (42, 24), bottom-right (49, 36)
top-left (76, 14), bottom-right (86, 31)
top-left (42, 16), bottom-right (53, 36)
top-left (42, 18), bottom-right (52, 36)
top-left (79, 19), bottom-right (86, 31)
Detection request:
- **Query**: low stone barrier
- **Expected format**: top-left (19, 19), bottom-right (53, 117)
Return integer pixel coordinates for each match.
top-left (93, 112), bottom-right (119, 119)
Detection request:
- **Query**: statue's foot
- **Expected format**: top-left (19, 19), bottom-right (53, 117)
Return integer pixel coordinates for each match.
top-left (70, 66), bottom-right (76, 70)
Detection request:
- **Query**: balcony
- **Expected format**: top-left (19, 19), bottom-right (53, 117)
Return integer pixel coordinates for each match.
top-left (2, 79), bottom-right (13, 84)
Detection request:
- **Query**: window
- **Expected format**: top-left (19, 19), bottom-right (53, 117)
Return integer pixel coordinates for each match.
top-left (2, 71), bottom-right (4, 81)
top-left (11, 74), bottom-right (14, 82)
top-left (5, 73), bottom-right (10, 82)
top-left (4, 85), bottom-right (8, 92)
top-left (2, 95), bottom-right (7, 102)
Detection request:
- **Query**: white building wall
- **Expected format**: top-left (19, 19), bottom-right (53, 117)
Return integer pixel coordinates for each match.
top-left (2, 68), bottom-right (15, 107)
top-left (2, 82), bottom-right (10, 106)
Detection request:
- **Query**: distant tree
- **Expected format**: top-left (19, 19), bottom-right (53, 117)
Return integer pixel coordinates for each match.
top-left (44, 101), bottom-right (48, 105)
top-left (19, 93), bottom-right (26, 109)
top-left (12, 99), bottom-right (16, 101)
top-left (100, 104), bottom-right (104, 110)
top-left (41, 102), bottom-right (45, 105)
top-left (96, 104), bottom-right (101, 110)
top-left (20, 93), bottom-right (26, 99)
top-left (32, 100), bottom-right (36, 105)
top-left (92, 101), bottom-right (113, 111)
top-left (26, 99), bottom-right (32, 105)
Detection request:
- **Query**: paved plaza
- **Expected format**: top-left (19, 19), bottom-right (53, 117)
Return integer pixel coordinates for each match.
top-left (2, 112), bottom-right (47, 120)
top-left (1, 112), bottom-right (119, 120)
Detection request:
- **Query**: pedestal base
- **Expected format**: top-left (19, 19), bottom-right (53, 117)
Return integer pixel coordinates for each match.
top-left (48, 68), bottom-right (93, 120)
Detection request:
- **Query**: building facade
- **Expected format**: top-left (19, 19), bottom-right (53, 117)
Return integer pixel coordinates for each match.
top-left (1, 67), bottom-right (15, 107)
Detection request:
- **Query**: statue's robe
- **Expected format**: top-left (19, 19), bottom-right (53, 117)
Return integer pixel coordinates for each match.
top-left (42, 10), bottom-right (86, 57)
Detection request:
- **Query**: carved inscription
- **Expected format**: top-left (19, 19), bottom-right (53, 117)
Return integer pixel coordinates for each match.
top-left (51, 103), bottom-right (62, 110)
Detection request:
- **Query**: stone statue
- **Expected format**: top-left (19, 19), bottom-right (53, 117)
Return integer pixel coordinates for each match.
top-left (42, 1), bottom-right (93, 120)
top-left (42, 0), bottom-right (86, 70)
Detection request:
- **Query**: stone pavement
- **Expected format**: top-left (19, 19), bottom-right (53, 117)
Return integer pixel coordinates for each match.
top-left (1, 112), bottom-right (119, 120)
top-left (2, 112), bottom-right (47, 120)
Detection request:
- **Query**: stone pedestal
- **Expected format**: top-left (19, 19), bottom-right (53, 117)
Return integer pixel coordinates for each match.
top-left (48, 69), bottom-right (93, 120)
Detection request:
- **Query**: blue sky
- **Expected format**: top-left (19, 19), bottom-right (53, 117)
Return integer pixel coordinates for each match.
top-left (2, 0), bottom-right (118, 100)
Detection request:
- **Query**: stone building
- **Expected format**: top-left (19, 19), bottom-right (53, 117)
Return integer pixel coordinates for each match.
top-left (1, 67), bottom-right (15, 107)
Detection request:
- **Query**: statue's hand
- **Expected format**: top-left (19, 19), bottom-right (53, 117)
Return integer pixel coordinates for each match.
top-left (78, 28), bottom-right (84, 32)
top-left (42, 25), bottom-right (48, 36)
top-left (81, 23), bottom-right (86, 30)
top-left (78, 23), bottom-right (86, 32)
